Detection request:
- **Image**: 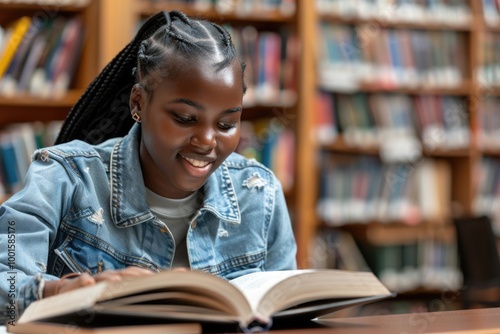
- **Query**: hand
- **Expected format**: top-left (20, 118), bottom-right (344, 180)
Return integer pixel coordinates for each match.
top-left (44, 266), bottom-right (154, 298)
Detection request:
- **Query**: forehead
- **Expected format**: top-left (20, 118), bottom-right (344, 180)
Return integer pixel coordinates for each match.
top-left (146, 57), bottom-right (243, 106)
top-left (152, 57), bottom-right (243, 95)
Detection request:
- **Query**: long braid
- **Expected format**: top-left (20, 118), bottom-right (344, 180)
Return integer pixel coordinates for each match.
top-left (56, 10), bottom-right (245, 145)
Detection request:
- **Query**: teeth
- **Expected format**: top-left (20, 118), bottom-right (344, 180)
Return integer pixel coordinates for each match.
top-left (183, 156), bottom-right (210, 168)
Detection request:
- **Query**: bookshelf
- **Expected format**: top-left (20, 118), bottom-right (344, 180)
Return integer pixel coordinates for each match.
top-left (310, 0), bottom-right (500, 304)
top-left (0, 0), bottom-right (139, 197)
top-left (0, 0), bottom-right (137, 121)
top-left (0, 0), bottom-right (102, 125)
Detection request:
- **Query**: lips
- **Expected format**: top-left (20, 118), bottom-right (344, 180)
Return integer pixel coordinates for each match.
top-left (179, 155), bottom-right (214, 178)
top-left (182, 156), bottom-right (211, 168)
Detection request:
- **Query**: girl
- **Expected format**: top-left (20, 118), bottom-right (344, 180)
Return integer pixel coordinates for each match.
top-left (0, 10), bottom-right (296, 321)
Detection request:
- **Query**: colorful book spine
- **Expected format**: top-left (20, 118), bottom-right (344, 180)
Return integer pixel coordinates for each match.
top-left (317, 0), bottom-right (470, 24)
top-left (318, 25), bottom-right (467, 90)
top-left (0, 16), bottom-right (32, 80)
top-left (317, 155), bottom-right (452, 226)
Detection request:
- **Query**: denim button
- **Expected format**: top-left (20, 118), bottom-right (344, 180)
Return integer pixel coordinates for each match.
top-left (191, 220), bottom-right (197, 229)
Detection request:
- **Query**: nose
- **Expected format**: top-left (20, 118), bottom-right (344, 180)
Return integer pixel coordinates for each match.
top-left (190, 127), bottom-right (217, 151)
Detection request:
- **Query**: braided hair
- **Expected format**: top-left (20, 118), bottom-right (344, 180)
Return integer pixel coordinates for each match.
top-left (55, 10), bottom-right (245, 145)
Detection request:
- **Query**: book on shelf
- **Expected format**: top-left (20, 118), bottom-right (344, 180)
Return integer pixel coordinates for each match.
top-left (28, 17), bottom-right (68, 96)
top-left (0, 13), bottom-right (85, 97)
top-left (317, 155), bottom-right (452, 226)
top-left (478, 33), bottom-right (500, 87)
top-left (482, 0), bottom-right (500, 26)
top-left (0, 121), bottom-right (62, 195)
top-left (477, 97), bottom-right (500, 150)
top-left (357, 234), bottom-right (460, 292)
top-left (0, 16), bottom-right (32, 80)
top-left (315, 91), bottom-right (338, 144)
top-left (316, 0), bottom-right (470, 24)
top-left (0, 0), bottom-right (91, 5)
top-left (157, 0), bottom-right (296, 16)
top-left (0, 17), bottom-right (42, 96)
top-left (317, 24), bottom-right (467, 91)
top-left (416, 158), bottom-right (452, 221)
top-left (14, 269), bottom-right (394, 332)
top-left (47, 16), bottom-right (86, 97)
top-left (310, 229), bottom-right (370, 273)
top-left (15, 19), bottom-right (55, 93)
top-left (317, 23), bottom-right (362, 92)
top-left (413, 95), bottom-right (470, 150)
top-left (0, 132), bottom-right (22, 195)
top-left (228, 25), bottom-right (298, 107)
top-left (314, 91), bottom-right (470, 153)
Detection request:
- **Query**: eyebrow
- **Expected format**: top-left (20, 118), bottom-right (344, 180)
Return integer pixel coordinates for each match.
top-left (170, 98), bottom-right (242, 114)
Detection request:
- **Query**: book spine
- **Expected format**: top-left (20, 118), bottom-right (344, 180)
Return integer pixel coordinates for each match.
top-left (0, 16), bottom-right (32, 79)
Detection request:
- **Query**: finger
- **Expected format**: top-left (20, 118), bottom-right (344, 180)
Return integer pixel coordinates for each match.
top-left (58, 273), bottom-right (96, 294)
top-left (119, 266), bottom-right (155, 277)
top-left (171, 267), bottom-right (189, 272)
top-left (79, 273), bottom-right (96, 286)
top-left (93, 271), bottom-right (125, 283)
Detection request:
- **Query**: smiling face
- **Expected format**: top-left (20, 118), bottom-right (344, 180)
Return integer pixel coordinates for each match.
top-left (130, 57), bottom-right (244, 199)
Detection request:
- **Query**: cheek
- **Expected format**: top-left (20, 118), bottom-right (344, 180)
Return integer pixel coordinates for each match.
top-left (146, 122), bottom-right (188, 155)
top-left (218, 128), bottom-right (241, 154)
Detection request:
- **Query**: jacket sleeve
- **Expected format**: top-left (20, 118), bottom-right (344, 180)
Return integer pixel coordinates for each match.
top-left (0, 150), bottom-right (75, 323)
top-left (264, 175), bottom-right (297, 271)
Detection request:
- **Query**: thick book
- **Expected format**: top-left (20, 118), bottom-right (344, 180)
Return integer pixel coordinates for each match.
top-left (15, 269), bottom-right (393, 332)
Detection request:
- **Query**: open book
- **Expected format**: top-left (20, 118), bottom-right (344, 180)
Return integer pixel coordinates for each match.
top-left (15, 269), bottom-right (393, 332)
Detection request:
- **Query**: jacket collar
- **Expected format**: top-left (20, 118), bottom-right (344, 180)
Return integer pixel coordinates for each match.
top-left (109, 124), bottom-right (241, 227)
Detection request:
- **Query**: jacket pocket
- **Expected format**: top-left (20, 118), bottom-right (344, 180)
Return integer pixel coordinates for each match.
top-left (52, 236), bottom-right (86, 276)
top-left (51, 228), bottom-right (160, 276)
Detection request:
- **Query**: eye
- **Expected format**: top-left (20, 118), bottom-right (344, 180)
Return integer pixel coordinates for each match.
top-left (173, 113), bottom-right (196, 124)
top-left (218, 122), bottom-right (237, 130)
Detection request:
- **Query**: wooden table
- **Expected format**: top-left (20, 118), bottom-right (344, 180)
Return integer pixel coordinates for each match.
top-left (270, 307), bottom-right (500, 333)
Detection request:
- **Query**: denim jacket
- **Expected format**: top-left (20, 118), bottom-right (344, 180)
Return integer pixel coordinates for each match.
top-left (0, 124), bottom-right (297, 323)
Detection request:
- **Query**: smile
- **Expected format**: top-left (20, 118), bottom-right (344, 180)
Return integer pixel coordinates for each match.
top-left (182, 156), bottom-right (212, 168)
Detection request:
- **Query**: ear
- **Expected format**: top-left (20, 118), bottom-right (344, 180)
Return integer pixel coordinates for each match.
top-left (129, 84), bottom-right (144, 117)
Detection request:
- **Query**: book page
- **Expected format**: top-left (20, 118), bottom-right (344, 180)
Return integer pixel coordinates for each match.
top-left (229, 270), bottom-right (314, 315)
top-left (230, 269), bottom-right (391, 320)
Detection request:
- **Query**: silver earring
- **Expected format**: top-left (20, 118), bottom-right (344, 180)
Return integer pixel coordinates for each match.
top-left (132, 112), bottom-right (141, 123)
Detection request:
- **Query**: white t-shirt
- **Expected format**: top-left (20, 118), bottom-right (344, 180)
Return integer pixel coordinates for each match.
top-left (146, 188), bottom-right (200, 268)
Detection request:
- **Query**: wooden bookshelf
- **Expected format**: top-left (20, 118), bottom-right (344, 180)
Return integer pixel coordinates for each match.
top-left (136, 0), bottom-right (295, 23)
top-left (310, 0), bottom-right (500, 296)
top-left (0, 0), bottom-right (101, 121)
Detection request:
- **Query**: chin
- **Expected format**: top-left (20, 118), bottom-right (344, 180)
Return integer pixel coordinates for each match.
top-left (180, 180), bottom-right (207, 193)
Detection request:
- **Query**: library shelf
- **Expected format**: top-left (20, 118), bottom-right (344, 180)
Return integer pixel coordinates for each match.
top-left (319, 14), bottom-right (473, 32)
top-left (0, 89), bottom-right (83, 108)
top-left (134, 1), bottom-right (295, 24)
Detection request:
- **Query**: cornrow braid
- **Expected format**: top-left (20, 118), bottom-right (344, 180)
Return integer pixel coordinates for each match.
top-left (56, 10), bottom-right (245, 145)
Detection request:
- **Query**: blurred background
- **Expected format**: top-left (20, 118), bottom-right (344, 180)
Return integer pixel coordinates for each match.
top-left (1, 0), bottom-right (500, 316)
